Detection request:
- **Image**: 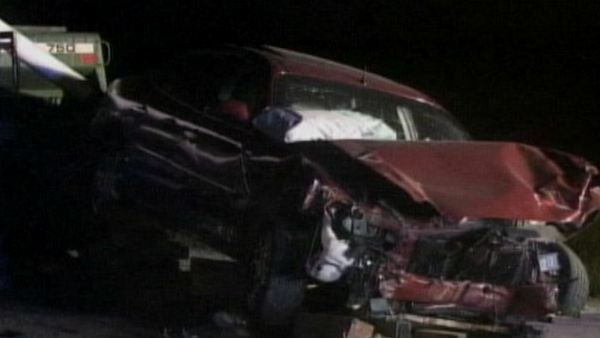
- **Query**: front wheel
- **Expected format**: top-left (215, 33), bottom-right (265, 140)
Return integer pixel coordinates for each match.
top-left (247, 224), bottom-right (306, 330)
top-left (556, 242), bottom-right (589, 316)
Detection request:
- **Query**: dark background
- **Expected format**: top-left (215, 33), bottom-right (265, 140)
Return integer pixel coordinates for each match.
top-left (2, 1), bottom-right (599, 163)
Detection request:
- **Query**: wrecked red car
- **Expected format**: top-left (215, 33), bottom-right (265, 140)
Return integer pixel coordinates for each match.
top-left (89, 46), bottom-right (600, 327)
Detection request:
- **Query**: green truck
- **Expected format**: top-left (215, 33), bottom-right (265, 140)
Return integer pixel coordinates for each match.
top-left (0, 25), bottom-right (108, 103)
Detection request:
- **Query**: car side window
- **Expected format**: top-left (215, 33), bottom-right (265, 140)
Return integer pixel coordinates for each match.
top-left (149, 53), bottom-right (254, 115)
top-left (411, 109), bottom-right (469, 141)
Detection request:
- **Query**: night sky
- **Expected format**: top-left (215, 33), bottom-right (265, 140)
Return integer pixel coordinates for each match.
top-left (2, 1), bottom-right (600, 163)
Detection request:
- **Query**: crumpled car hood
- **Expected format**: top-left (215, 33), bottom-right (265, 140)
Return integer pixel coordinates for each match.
top-left (299, 140), bottom-right (600, 226)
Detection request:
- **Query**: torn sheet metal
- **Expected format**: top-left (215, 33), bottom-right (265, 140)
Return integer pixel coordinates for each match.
top-left (322, 140), bottom-right (600, 226)
top-left (102, 80), bottom-right (600, 231)
top-left (380, 271), bottom-right (514, 315)
top-left (380, 271), bottom-right (558, 317)
top-left (104, 78), bottom-right (600, 229)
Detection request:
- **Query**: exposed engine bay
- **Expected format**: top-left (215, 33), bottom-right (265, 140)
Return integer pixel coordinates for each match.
top-left (305, 181), bottom-right (577, 323)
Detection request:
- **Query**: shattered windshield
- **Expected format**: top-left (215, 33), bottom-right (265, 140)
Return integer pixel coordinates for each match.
top-left (268, 75), bottom-right (469, 142)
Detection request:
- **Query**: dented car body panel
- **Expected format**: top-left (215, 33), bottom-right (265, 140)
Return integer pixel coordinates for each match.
top-left (89, 46), bottom-right (600, 323)
top-left (3, 18), bottom-right (597, 327)
top-left (324, 140), bottom-right (600, 226)
top-left (101, 80), bottom-right (600, 229)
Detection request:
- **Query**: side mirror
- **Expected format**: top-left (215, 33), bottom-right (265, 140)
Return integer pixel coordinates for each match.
top-left (216, 99), bottom-right (250, 121)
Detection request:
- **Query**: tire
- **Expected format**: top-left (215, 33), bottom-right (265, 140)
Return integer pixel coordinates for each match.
top-left (247, 224), bottom-right (306, 330)
top-left (258, 276), bottom-right (305, 326)
top-left (556, 242), bottom-right (589, 316)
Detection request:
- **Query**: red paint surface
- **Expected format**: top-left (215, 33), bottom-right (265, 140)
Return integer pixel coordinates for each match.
top-left (252, 47), bottom-right (442, 108)
top-left (380, 271), bottom-right (514, 314)
top-left (331, 140), bottom-right (600, 226)
top-left (380, 271), bottom-right (558, 317)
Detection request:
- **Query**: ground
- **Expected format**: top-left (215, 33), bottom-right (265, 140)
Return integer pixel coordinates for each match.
top-left (535, 301), bottom-right (600, 338)
top-left (0, 300), bottom-right (597, 337)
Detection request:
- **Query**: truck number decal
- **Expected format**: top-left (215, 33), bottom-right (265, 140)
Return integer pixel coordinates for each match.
top-left (37, 43), bottom-right (94, 54)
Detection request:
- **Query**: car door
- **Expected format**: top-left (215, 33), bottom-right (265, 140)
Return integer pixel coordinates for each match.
top-left (95, 52), bottom-right (267, 232)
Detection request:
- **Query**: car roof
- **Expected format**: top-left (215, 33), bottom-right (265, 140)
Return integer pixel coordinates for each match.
top-left (245, 45), bottom-right (443, 109)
